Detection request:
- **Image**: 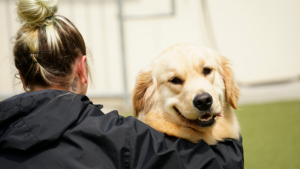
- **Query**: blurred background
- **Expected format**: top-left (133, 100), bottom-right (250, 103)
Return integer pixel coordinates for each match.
top-left (0, 0), bottom-right (300, 168)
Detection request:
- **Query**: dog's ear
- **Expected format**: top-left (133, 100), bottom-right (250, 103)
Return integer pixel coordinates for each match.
top-left (220, 56), bottom-right (240, 109)
top-left (133, 69), bottom-right (157, 117)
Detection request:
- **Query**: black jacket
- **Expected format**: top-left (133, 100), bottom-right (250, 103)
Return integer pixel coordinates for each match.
top-left (0, 89), bottom-right (244, 169)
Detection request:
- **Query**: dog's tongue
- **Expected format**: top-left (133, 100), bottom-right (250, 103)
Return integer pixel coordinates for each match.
top-left (216, 113), bottom-right (224, 117)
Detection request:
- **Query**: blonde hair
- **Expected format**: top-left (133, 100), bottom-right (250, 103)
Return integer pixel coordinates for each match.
top-left (14, 0), bottom-right (89, 91)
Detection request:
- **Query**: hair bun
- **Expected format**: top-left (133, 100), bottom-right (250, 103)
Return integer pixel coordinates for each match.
top-left (17, 0), bottom-right (58, 26)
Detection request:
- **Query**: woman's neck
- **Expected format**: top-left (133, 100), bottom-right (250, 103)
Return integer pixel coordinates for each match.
top-left (30, 85), bottom-right (68, 92)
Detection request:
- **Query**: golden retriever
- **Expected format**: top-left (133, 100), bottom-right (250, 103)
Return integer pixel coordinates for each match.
top-left (133, 44), bottom-right (240, 145)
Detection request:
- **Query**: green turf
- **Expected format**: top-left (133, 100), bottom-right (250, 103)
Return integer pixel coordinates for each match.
top-left (236, 100), bottom-right (300, 169)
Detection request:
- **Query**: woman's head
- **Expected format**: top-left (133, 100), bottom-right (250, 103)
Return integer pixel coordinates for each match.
top-left (14, 0), bottom-right (89, 94)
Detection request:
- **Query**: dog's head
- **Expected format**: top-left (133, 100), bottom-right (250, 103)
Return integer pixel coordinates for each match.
top-left (133, 44), bottom-right (239, 131)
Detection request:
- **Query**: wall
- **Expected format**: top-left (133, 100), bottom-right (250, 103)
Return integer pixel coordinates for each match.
top-left (0, 0), bottom-right (299, 100)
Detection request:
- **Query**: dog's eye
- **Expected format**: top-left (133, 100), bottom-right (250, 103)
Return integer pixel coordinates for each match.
top-left (169, 77), bottom-right (183, 85)
top-left (203, 68), bottom-right (212, 75)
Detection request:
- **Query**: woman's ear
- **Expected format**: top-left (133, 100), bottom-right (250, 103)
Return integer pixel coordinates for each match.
top-left (77, 55), bottom-right (87, 84)
top-left (73, 55), bottom-right (88, 95)
top-left (220, 56), bottom-right (240, 109)
top-left (133, 69), bottom-right (157, 117)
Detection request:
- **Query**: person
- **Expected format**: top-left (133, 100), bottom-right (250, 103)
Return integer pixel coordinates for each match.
top-left (0, 0), bottom-right (244, 168)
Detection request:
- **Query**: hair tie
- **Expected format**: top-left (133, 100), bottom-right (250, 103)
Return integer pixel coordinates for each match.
top-left (45, 14), bottom-right (54, 20)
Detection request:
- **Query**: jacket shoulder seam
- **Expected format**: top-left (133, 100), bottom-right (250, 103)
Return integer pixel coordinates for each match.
top-left (21, 117), bottom-right (40, 142)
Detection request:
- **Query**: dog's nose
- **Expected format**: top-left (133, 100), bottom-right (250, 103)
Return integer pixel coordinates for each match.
top-left (193, 93), bottom-right (213, 111)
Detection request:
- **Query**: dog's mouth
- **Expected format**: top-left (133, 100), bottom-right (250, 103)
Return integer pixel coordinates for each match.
top-left (173, 106), bottom-right (217, 128)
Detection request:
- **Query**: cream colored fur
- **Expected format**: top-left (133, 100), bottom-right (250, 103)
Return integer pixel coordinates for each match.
top-left (133, 44), bottom-right (240, 145)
